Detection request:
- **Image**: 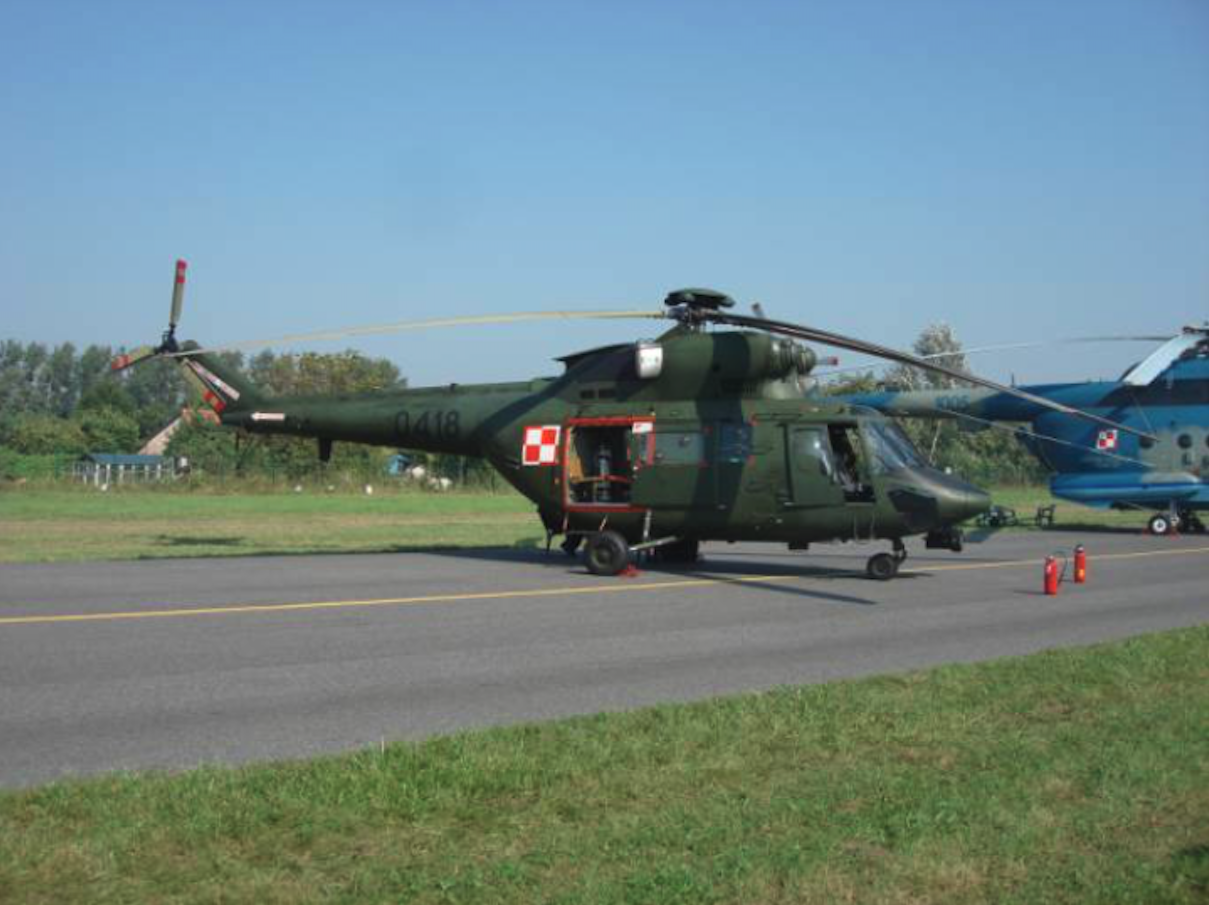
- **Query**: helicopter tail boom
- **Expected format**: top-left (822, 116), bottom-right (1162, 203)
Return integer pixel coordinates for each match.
top-left (173, 343), bottom-right (266, 416)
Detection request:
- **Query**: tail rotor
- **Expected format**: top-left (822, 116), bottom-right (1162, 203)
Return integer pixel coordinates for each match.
top-left (111, 259), bottom-right (188, 372)
top-left (166, 258), bottom-right (187, 351)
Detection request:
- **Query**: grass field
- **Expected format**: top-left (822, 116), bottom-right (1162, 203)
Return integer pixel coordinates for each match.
top-left (1, 626), bottom-right (1205, 904)
top-left (0, 482), bottom-right (1150, 564)
top-left (0, 484), bottom-right (540, 563)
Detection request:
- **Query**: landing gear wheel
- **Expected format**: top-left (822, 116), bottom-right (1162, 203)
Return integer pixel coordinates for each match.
top-left (585, 530), bottom-right (631, 576)
top-left (1148, 514), bottom-right (1175, 536)
top-left (866, 552), bottom-right (899, 581)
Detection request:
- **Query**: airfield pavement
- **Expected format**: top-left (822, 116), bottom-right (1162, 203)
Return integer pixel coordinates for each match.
top-left (0, 529), bottom-right (1206, 788)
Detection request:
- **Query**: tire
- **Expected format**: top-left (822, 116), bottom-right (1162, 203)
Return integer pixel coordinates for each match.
top-left (866, 552), bottom-right (898, 581)
top-left (585, 531), bottom-right (630, 576)
top-left (1148, 514), bottom-right (1173, 536)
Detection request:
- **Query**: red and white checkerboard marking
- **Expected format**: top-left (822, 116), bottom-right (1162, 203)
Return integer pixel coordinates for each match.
top-left (1096, 429), bottom-right (1118, 451)
top-left (522, 425), bottom-right (561, 466)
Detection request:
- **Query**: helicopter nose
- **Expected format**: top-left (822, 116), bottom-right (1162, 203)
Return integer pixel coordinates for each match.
top-left (935, 483), bottom-right (992, 525)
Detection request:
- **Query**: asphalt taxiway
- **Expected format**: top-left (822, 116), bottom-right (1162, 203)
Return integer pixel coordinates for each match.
top-left (1, 530), bottom-right (1206, 787)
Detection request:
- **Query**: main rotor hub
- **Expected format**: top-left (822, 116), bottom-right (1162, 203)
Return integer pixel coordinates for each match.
top-left (664, 287), bottom-right (735, 328)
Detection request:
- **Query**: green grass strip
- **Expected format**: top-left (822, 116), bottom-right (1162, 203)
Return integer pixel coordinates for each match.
top-left (2, 626), bottom-right (1206, 904)
top-left (0, 484), bottom-right (1150, 564)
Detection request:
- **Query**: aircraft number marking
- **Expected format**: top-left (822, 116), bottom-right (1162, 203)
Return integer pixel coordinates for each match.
top-left (936, 394), bottom-right (970, 412)
top-left (397, 410), bottom-right (460, 441)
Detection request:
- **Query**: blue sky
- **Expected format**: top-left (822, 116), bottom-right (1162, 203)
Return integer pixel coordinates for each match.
top-left (2, 0), bottom-right (1206, 386)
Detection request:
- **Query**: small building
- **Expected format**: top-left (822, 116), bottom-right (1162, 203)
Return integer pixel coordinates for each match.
top-left (73, 453), bottom-right (175, 486)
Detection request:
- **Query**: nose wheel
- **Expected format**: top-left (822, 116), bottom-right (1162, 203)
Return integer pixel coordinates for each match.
top-left (866, 539), bottom-right (908, 581)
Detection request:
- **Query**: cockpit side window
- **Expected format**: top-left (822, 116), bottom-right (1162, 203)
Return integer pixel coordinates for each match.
top-left (828, 424), bottom-right (874, 501)
top-left (790, 428), bottom-right (836, 480)
top-left (863, 420), bottom-right (927, 475)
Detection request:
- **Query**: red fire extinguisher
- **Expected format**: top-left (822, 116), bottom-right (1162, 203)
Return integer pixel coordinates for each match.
top-left (1044, 554), bottom-right (1061, 596)
top-left (1073, 545), bottom-right (1087, 584)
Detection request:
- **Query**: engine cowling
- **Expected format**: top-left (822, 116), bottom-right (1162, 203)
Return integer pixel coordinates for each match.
top-left (636, 331), bottom-right (816, 388)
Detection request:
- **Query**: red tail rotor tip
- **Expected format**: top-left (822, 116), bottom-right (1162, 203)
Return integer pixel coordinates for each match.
top-left (175, 260), bottom-right (188, 282)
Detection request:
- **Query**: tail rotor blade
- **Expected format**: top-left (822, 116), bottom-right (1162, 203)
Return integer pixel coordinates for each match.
top-left (110, 345), bottom-right (157, 372)
top-left (169, 259), bottom-right (187, 329)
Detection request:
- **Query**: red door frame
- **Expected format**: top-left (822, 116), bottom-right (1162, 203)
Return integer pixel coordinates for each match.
top-left (562, 416), bottom-right (654, 513)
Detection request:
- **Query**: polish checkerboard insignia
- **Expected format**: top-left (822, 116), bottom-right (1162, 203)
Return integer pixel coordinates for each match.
top-left (522, 425), bottom-right (561, 466)
top-left (1096, 429), bottom-right (1118, 451)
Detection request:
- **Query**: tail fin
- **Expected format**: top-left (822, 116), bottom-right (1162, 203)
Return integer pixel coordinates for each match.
top-left (176, 342), bottom-right (266, 416)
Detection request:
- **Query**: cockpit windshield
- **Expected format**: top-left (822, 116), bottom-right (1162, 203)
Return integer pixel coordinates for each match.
top-left (863, 420), bottom-right (928, 474)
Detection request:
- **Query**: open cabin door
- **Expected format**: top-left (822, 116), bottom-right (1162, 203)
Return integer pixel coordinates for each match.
top-left (562, 417), bottom-right (647, 511)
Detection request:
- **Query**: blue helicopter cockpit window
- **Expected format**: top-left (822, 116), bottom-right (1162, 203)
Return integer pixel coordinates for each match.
top-left (864, 421), bottom-right (927, 474)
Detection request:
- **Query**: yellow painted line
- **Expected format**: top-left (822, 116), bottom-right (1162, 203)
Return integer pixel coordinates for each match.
top-left (2, 544), bottom-right (1207, 628)
top-left (0, 574), bottom-right (802, 626)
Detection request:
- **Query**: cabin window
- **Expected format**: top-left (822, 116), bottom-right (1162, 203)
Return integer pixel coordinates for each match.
top-left (653, 430), bottom-right (704, 466)
top-left (1178, 434), bottom-right (1193, 449)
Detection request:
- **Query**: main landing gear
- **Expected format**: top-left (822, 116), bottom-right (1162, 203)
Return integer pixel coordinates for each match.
top-left (580, 533), bottom-right (700, 576)
top-left (584, 530), bottom-right (631, 576)
top-left (1149, 509), bottom-right (1207, 536)
top-left (866, 538), bottom-right (908, 581)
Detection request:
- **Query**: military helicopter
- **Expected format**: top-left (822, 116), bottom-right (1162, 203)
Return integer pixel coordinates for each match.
top-left (113, 262), bottom-right (1150, 579)
top-left (843, 327), bottom-right (1209, 536)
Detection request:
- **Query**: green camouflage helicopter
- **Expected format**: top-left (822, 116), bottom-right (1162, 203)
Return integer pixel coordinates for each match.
top-left (114, 262), bottom-right (1148, 579)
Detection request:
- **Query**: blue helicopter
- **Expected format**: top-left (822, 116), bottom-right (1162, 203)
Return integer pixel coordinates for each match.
top-left (844, 326), bottom-right (1209, 535)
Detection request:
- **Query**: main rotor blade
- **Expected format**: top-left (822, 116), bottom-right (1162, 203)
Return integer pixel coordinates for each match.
top-left (699, 310), bottom-right (1157, 441)
top-left (169, 259), bottom-right (187, 329)
top-left (166, 309), bottom-right (665, 357)
top-left (110, 345), bottom-right (157, 372)
top-left (818, 335), bottom-right (1172, 378)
